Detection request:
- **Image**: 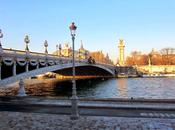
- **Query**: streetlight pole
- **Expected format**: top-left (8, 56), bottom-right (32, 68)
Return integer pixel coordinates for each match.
top-left (0, 29), bottom-right (3, 52)
top-left (44, 40), bottom-right (48, 54)
top-left (69, 22), bottom-right (79, 120)
top-left (24, 35), bottom-right (30, 53)
top-left (59, 43), bottom-right (62, 57)
top-left (56, 44), bottom-right (59, 56)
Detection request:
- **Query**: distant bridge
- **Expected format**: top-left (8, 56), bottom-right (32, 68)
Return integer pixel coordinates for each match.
top-left (0, 48), bottom-right (115, 87)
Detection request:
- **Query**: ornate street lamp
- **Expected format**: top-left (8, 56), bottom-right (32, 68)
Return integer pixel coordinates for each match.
top-left (56, 44), bottom-right (62, 56)
top-left (56, 44), bottom-right (59, 56)
top-left (0, 29), bottom-right (3, 52)
top-left (69, 22), bottom-right (79, 120)
top-left (59, 43), bottom-right (62, 56)
top-left (24, 35), bottom-right (30, 52)
top-left (44, 40), bottom-right (48, 54)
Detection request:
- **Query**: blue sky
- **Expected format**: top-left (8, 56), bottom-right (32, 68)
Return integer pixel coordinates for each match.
top-left (1, 0), bottom-right (175, 62)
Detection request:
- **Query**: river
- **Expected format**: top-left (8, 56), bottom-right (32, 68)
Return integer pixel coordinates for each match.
top-left (76, 77), bottom-right (175, 99)
top-left (1, 77), bottom-right (175, 99)
top-left (16, 77), bottom-right (175, 99)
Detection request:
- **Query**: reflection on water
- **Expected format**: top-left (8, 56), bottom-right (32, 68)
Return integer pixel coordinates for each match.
top-left (117, 79), bottom-right (128, 98)
top-left (1, 78), bottom-right (175, 99)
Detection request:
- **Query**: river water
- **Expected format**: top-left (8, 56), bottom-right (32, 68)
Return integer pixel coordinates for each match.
top-left (1, 77), bottom-right (175, 99)
top-left (22, 77), bottom-right (175, 99)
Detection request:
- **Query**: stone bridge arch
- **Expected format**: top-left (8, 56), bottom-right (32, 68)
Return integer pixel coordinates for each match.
top-left (0, 62), bottom-right (115, 87)
top-left (0, 48), bottom-right (115, 87)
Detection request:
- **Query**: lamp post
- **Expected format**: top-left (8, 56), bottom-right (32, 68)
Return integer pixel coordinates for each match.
top-left (59, 43), bottom-right (62, 56)
top-left (24, 35), bottom-right (30, 52)
top-left (44, 40), bottom-right (48, 54)
top-left (56, 44), bottom-right (58, 56)
top-left (148, 54), bottom-right (152, 66)
top-left (69, 22), bottom-right (79, 120)
top-left (0, 29), bottom-right (3, 52)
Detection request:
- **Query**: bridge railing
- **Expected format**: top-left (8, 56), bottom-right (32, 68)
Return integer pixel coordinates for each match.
top-left (92, 61), bottom-right (115, 68)
top-left (2, 48), bottom-right (74, 61)
top-left (1, 48), bottom-right (115, 67)
top-left (3, 48), bottom-right (58, 57)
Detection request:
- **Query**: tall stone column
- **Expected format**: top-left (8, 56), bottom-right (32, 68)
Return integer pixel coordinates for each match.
top-left (118, 39), bottom-right (125, 66)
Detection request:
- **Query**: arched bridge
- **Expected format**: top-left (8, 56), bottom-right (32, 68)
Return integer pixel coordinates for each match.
top-left (0, 48), bottom-right (115, 87)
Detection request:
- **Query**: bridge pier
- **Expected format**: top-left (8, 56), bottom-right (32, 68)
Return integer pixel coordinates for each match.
top-left (17, 79), bottom-right (26, 96)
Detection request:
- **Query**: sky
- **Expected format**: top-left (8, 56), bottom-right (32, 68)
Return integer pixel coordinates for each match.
top-left (0, 0), bottom-right (175, 63)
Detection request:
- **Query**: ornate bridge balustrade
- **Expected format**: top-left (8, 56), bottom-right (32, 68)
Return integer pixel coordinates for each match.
top-left (0, 48), bottom-right (73, 78)
top-left (0, 48), bottom-right (115, 87)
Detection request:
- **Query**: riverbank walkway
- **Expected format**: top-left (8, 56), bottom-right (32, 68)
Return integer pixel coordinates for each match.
top-left (1, 111), bottom-right (175, 130)
top-left (1, 97), bottom-right (175, 129)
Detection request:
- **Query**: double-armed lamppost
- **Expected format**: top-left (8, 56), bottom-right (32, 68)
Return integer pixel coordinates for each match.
top-left (0, 29), bottom-right (3, 52)
top-left (69, 22), bottom-right (79, 119)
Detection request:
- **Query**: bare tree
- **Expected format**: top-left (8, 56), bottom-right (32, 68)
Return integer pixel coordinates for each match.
top-left (126, 51), bottom-right (148, 66)
top-left (160, 48), bottom-right (175, 65)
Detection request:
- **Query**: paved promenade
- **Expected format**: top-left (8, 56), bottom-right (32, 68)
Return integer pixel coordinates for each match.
top-left (1, 97), bottom-right (175, 129)
top-left (0, 111), bottom-right (175, 130)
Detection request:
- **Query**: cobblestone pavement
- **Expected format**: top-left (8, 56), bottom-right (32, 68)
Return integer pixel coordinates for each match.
top-left (0, 111), bottom-right (175, 130)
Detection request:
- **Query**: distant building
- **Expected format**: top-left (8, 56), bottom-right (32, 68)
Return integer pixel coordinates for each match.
top-left (52, 41), bottom-right (113, 64)
top-left (53, 41), bottom-right (90, 59)
top-left (118, 39), bottom-right (125, 66)
top-left (77, 40), bottom-right (90, 59)
top-left (90, 51), bottom-right (113, 64)
top-left (105, 53), bottom-right (113, 64)
top-left (61, 43), bottom-right (72, 57)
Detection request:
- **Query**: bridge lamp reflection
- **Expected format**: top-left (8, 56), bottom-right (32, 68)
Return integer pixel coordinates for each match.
top-left (69, 22), bottom-right (79, 120)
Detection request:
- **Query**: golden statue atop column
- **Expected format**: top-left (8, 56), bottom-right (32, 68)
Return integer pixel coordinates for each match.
top-left (118, 39), bottom-right (125, 66)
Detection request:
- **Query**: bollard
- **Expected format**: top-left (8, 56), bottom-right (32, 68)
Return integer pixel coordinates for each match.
top-left (17, 79), bottom-right (27, 96)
